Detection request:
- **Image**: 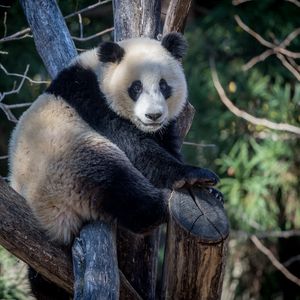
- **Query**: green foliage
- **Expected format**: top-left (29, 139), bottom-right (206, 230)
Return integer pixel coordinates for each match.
top-left (183, 0), bottom-right (300, 232)
top-left (0, 247), bottom-right (31, 300)
top-left (183, 1), bottom-right (300, 297)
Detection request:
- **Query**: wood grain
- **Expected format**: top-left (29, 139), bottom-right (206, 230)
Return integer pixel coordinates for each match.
top-left (162, 187), bottom-right (229, 299)
top-left (72, 222), bottom-right (119, 300)
top-left (113, 0), bottom-right (161, 41)
top-left (163, 0), bottom-right (192, 34)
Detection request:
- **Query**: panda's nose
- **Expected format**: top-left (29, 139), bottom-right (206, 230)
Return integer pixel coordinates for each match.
top-left (145, 113), bottom-right (162, 121)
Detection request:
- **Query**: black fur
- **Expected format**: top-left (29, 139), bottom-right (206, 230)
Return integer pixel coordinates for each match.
top-left (46, 63), bottom-right (219, 191)
top-left (161, 32), bottom-right (188, 60)
top-left (128, 80), bottom-right (143, 101)
top-left (159, 78), bottom-right (172, 99)
top-left (35, 55), bottom-right (219, 300)
top-left (98, 42), bottom-right (125, 63)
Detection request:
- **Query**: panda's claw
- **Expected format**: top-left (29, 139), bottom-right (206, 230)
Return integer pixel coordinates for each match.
top-left (205, 187), bottom-right (224, 204)
top-left (172, 166), bottom-right (219, 190)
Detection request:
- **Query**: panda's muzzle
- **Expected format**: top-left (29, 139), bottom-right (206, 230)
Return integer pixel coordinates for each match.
top-left (145, 113), bottom-right (162, 121)
top-left (138, 118), bottom-right (164, 127)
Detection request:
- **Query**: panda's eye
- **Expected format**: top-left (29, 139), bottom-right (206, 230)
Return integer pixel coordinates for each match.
top-left (159, 79), bottom-right (172, 99)
top-left (128, 80), bottom-right (143, 101)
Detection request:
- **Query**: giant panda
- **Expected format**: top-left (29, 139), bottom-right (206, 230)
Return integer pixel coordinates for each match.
top-left (8, 32), bottom-right (219, 298)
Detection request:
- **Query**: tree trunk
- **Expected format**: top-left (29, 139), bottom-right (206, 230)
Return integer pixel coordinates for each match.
top-left (19, 0), bottom-right (77, 78)
top-left (72, 222), bottom-right (119, 300)
top-left (112, 1), bottom-right (162, 298)
top-left (162, 187), bottom-right (229, 299)
top-left (0, 178), bottom-right (74, 293)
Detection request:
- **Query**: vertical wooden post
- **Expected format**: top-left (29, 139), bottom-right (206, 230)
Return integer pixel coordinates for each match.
top-left (112, 1), bottom-right (162, 298)
top-left (72, 222), bottom-right (119, 300)
top-left (162, 188), bottom-right (229, 299)
top-left (161, 1), bottom-right (229, 299)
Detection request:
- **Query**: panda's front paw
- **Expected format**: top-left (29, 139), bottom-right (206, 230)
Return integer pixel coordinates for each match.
top-left (173, 166), bottom-right (219, 189)
top-left (206, 187), bottom-right (224, 204)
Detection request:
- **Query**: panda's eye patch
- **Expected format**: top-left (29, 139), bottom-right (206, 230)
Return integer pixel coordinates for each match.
top-left (159, 79), bottom-right (172, 99)
top-left (128, 80), bottom-right (143, 101)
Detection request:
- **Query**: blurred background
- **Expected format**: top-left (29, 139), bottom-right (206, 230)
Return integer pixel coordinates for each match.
top-left (0, 0), bottom-right (300, 299)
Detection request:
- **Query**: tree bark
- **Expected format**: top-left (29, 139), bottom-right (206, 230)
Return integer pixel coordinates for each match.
top-left (0, 178), bottom-right (141, 299)
top-left (0, 178), bottom-right (74, 293)
top-left (162, 187), bottom-right (229, 299)
top-left (163, 0), bottom-right (192, 34)
top-left (113, 0), bottom-right (161, 42)
top-left (19, 0), bottom-right (77, 78)
top-left (72, 222), bottom-right (119, 300)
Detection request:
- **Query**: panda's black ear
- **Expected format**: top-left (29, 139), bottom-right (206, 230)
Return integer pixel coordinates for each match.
top-left (161, 32), bottom-right (188, 60)
top-left (98, 42), bottom-right (125, 63)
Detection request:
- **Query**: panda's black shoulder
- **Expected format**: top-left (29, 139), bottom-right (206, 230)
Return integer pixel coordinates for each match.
top-left (46, 64), bottom-right (113, 131)
top-left (46, 64), bottom-right (100, 105)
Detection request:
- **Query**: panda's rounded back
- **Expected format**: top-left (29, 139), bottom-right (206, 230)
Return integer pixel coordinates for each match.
top-left (8, 94), bottom-right (90, 202)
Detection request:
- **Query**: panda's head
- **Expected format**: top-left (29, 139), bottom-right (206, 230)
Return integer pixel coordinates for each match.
top-left (98, 33), bottom-right (188, 132)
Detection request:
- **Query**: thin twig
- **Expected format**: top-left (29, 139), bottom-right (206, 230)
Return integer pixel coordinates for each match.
top-left (0, 156), bottom-right (8, 160)
top-left (6, 103), bottom-right (32, 109)
top-left (243, 49), bottom-right (274, 71)
top-left (78, 13), bottom-right (83, 39)
top-left (210, 57), bottom-right (300, 136)
top-left (284, 255), bottom-right (300, 267)
top-left (277, 53), bottom-right (300, 81)
top-left (280, 28), bottom-right (300, 48)
top-left (286, 0), bottom-right (300, 7)
top-left (286, 56), bottom-right (300, 72)
top-left (235, 15), bottom-right (300, 59)
top-left (235, 15), bottom-right (274, 48)
top-left (183, 141), bottom-right (216, 148)
top-left (0, 65), bottom-right (30, 122)
top-left (72, 27), bottom-right (113, 42)
top-left (243, 28), bottom-right (300, 71)
top-left (64, 0), bottom-right (112, 20)
top-left (0, 0), bottom-right (112, 43)
top-left (251, 235), bottom-right (300, 286)
top-left (3, 11), bottom-right (7, 37)
top-left (0, 64), bottom-right (49, 84)
top-left (0, 65), bottom-right (29, 101)
top-left (231, 229), bottom-right (300, 239)
top-left (0, 103), bottom-right (18, 123)
top-left (232, 0), bottom-right (253, 5)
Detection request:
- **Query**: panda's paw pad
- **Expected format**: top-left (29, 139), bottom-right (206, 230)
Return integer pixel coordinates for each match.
top-left (206, 187), bottom-right (224, 204)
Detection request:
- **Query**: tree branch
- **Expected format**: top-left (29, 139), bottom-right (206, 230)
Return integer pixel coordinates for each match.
top-left (251, 235), bottom-right (300, 287)
top-left (210, 57), bottom-right (300, 136)
top-left (163, 0), bottom-right (192, 34)
top-left (0, 1), bottom-right (112, 44)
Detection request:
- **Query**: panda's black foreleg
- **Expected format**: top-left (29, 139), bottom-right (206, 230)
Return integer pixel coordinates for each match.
top-left (28, 266), bottom-right (71, 300)
top-left (122, 138), bottom-right (220, 190)
top-left (101, 165), bottom-right (168, 234)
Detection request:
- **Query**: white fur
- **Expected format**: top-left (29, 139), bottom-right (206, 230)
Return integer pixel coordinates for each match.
top-left (8, 37), bottom-right (188, 244)
top-left (71, 38), bottom-right (187, 132)
top-left (101, 37), bottom-right (187, 132)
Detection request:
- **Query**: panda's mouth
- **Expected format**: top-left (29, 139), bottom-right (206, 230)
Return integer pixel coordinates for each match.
top-left (138, 119), bottom-right (164, 127)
